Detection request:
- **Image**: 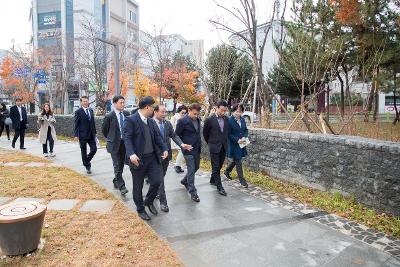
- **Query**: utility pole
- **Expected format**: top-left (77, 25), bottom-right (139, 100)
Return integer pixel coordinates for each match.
top-left (96, 37), bottom-right (120, 96)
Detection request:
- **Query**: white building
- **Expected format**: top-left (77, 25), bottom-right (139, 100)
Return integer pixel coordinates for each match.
top-left (139, 32), bottom-right (204, 74)
top-left (228, 20), bottom-right (285, 76)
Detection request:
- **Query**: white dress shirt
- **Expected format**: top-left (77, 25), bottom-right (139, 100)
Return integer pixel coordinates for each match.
top-left (114, 108), bottom-right (124, 137)
top-left (17, 106), bottom-right (23, 121)
top-left (138, 110), bottom-right (147, 124)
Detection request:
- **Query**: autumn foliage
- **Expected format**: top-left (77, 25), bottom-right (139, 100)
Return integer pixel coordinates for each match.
top-left (329, 0), bottom-right (361, 25)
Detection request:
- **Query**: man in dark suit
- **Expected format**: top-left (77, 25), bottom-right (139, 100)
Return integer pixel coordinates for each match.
top-left (123, 96), bottom-right (168, 221)
top-left (74, 96), bottom-right (97, 174)
top-left (102, 95), bottom-right (129, 196)
top-left (153, 104), bottom-right (192, 212)
top-left (10, 98), bottom-right (28, 150)
top-left (175, 103), bottom-right (202, 202)
top-left (203, 100), bottom-right (229, 196)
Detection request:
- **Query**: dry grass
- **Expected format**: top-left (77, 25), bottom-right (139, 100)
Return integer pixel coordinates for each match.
top-left (266, 116), bottom-right (400, 142)
top-left (0, 149), bottom-right (49, 163)
top-left (0, 167), bottom-right (111, 200)
top-left (0, 151), bottom-right (183, 266)
top-left (1, 202), bottom-right (182, 267)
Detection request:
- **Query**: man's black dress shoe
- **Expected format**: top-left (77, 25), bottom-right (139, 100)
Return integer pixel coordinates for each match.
top-left (191, 194), bottom-right (200, 202)
top-left (120, 186), bottom-right (128, 195)
top-left (86, 168), bottom-right (92, 174)
top-left (175, 166), bottom-right (184, 173)
top-left (138, 211), bottom-right (151, 221)
top-left (224, 171), bottom-right (232, 180)
top-left (160, 203), bottom-right (169, 212)
top-left (20, 147), bottom-right (27, 150)
top-left (218, 188), bottom-right (227, 196)
top-left (145, 203), bottom-right (158, 215)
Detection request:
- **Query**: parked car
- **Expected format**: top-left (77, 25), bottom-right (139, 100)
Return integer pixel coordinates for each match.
top-left (124, 103), bottom-right (138, 114)
top-left (242, 111), bottom-right (259, 125)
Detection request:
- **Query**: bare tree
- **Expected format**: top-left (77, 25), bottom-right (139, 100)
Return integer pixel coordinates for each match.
top-left (74, 16), bottom-right (113, 111)
top-left (210, 0), bottom-right (290, 123)
top-left (139, 26), bottom-right (176, 103)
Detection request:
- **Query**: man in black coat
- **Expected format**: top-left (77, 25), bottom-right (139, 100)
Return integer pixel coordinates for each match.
top-left (123, 96), bottom-right (168, 221)
top-left (153, 104), bottom-right (192, 212)
top-left (175, 103), bottom-right (202, 202)
top-left (102, 95), bottom-right (129, 196)
top-left (203, 100), bottom-right (229, 196)
top-left (10, 98), bottom-right (28, 149)
top-left (74, 96), bottom-right (97, 174)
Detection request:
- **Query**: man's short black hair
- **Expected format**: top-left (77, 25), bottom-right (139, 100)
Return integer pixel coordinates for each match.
top-left (154, 104), bottom-right (165, 112)
top-left (188, 103), bottom-right (201, 112)
top-left (112, 95), bottom-right (125, 103)
top-left (216, 100), bottom-right (228, 108)
top-left (231, 103), bottom-right (244, 112)
top-left (177, 105), bottom-right (188, 113)
top-left (138, 96), bottom-right (155, 109)
top-left (80, 96), bottom-right (89, 101)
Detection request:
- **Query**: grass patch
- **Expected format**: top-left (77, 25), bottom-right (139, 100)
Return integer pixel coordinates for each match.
top-left (0, 151), bottom-right (183, 266)
top-left (0, 148), bottom-right (49, 163)
top-left (199, 158), bottom-right (400, 239)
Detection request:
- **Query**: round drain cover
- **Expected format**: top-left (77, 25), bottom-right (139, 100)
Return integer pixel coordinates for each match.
top-left (0, 202), bottom-right (47, 223)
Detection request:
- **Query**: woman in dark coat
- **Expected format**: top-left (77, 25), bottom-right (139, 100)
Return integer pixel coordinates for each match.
top-left (224, 103), bottom-right (249, 188)
top-left (0, 103), bottom-right (11, 140)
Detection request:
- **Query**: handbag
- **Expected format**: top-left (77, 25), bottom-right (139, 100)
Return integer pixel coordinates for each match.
top-left (5, 118), bottom-right (12, 126)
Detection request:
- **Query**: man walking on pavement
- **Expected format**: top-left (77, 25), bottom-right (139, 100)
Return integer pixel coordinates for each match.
top-left (153, 104), bottom-right (192, 212)
top-left (74, 96), bottom-right (97, 174)
top-left (123, 96), bottom-right (168, 221)
top-left (203, 100), bottom-right (229, 196)
top-left (10, 98), bottom-right (28, 150)
top-left (175, 103), bottom-right (202, 202)
top-left (102, 95), bottom-right (129, 196)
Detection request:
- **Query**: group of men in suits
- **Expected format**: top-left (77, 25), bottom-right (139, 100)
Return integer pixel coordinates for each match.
top-left (74, 95), bottom-right (232, 221)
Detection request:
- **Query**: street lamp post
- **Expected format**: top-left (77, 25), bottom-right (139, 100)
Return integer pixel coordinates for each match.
top-left (96, 37), bottom-right (120, 96)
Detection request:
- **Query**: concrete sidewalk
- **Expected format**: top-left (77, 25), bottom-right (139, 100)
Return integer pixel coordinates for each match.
top-left (1, 137), bottom-right (399, 267)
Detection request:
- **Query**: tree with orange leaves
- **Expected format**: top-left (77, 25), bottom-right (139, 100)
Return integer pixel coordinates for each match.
top-left (329, 0), bottom-right (361, 26)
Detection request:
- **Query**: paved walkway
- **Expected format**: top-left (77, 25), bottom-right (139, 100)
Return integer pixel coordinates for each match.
top-left (1, 137), bottom-right (399, 267)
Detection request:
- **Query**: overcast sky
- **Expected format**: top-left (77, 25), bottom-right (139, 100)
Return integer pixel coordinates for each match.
top-left (0, 0), bottom-right (280, 52)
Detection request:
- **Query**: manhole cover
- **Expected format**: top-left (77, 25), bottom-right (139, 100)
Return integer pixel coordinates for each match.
top-left (0, 202), bottom-right (46, 223)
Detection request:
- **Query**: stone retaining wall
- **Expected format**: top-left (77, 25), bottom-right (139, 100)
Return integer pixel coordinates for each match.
top-left (26, 115), bottom-right (400, 215)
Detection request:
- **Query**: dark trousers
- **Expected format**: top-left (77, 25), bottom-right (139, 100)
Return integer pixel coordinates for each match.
top-left (42, 127), bottom-right (54, 153)
top-left (210, 148), bottom-right (226, 188)
top-left (0, 122), bottom-right (10, 139)
top-left (129, 153), bottom-right (162, 213)
top-left (111, 141), bottom-right (126, 189)
top-left (79, 137), bottom-right (97, 168)
top-left (12, 128), bottom-right (25, 149)
top-left (158, 158), bottom-right (170, 205)
top-left (183, 154), bottom-right (200, 195)
top-left (225, 158), bottom-right (245, 181)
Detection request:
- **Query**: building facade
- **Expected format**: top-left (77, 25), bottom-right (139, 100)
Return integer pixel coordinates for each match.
top-left (31, 0), bottom-right (140, 113)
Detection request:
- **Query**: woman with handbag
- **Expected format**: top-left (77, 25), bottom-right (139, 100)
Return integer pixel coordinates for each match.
top-left (224, 103), bottom-right (249, 188)
top-left (38, 103), bottom-right (57, 157)
top-left (0, 103), bottom-right (11, 140)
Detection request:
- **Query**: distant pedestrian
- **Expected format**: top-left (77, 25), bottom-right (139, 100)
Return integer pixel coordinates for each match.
top-left (224, 103), bottom-right (249, 188)
top-left (10, 98), bottom-right (28, 150)
top-left (170, 105), bottom-right (188, 173)
top-left (175, 103), bottom-right (202, 202)
top-left (102, 95), bottom-right (129, 196)
top-left (74, 96), bottom-right (97, 174)
top-left (203, 100), bottom-right (229, 196)
top-left (0, 103), bottom-right (11, 140)
top-left (38, 103), bottom-right (57, 157)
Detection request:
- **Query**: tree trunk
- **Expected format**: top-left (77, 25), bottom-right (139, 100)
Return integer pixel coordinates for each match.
top-left (364, 66), bottom-right (378, 122)
top-left (336, 70), bottom-right (345, 119)
top-left (393, 72), bottom-right (399, 125)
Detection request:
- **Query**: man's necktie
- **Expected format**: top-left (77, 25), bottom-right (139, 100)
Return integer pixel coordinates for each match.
top-left (86, 109), bottom-right (90, 120)
top-left (160, 121), bottom-right (165, 137)
top-left (119, 112), bottom-right (124, 135)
